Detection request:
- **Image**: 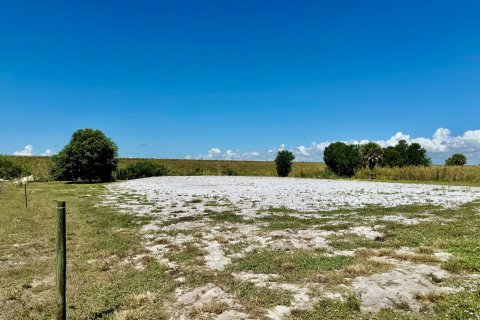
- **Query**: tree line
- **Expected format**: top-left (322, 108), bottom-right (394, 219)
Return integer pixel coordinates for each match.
top-left (0, 128), bottom-right (474, 181)
top-left (275, 140), bottom-right (470, 179)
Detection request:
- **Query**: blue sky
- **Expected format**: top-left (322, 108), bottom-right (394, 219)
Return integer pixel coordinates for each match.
top-left (1, 1), bottom-right (479, 163)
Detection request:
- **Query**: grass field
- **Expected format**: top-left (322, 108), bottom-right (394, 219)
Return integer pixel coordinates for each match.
top-left (0, 182), bottom-right (175, 319)
top-left (4, 156), bottom-right (480, 184)
top-left (1, 177), bottom-right (479, 319)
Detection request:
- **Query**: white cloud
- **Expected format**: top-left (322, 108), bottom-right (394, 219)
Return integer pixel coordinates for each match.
top-left (42, 149), bottom-right (54, 156)
top-left (207, 147), bottom-right (222, 158)
top-left (296, 146), bottom-right (310, 156)
top-left (13, 145), bottom-right (33, 156)
top-left (224, 149), bottom-right (238, 160)
top-left (191, 128), bottom-right (480, 164)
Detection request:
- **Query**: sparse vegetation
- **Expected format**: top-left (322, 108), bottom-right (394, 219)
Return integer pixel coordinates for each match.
top-left (1, 177), bottom-right (480, 319)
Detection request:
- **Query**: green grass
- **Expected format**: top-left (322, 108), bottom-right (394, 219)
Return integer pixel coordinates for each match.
top-left (229, 249), bottom-right (354, 283)
top-left (0, 182), bottom-right (175, 319)
top-left (205, 210), bottom-right (245, 223)
top-left (165, 242), bottom-right (206, 265)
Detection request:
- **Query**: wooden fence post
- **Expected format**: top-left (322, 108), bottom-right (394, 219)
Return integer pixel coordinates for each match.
top-left (56, 201), bottom-right (66, 320)
top-left (24, 184), bottom-right (28, 208)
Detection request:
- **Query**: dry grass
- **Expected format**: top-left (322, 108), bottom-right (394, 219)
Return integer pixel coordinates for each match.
top-left (355, 165), bottom-right (480, 182)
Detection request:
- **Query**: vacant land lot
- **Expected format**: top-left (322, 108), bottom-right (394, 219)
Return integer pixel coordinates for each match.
top-left (1, 177), bottom-right (480, 319)
top-left (103, 177), bottom-right (480, 319)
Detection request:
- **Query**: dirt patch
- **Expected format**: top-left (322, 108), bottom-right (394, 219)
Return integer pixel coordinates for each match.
top-left (352, 261), bottom-right (455, 312)
top-left (173, 284), bottom-right (248, 320)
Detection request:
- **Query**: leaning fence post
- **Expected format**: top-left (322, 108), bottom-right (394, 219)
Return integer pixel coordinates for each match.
top-left (56, 201), bottom-right (66, 320)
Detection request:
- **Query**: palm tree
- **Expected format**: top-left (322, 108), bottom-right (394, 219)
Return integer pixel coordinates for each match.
top-left (361, 142), bottom-right (383, 180)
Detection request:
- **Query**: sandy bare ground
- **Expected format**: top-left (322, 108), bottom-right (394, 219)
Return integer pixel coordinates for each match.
top-left (102, 176), bottom-right (480, 319)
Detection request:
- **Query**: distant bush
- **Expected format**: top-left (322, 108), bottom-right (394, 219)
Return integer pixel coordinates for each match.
top-left (221, 167), bottom-right (238, 176)
top-left (275, 150), bottom-right (295, 177)
top-left (323, 142), bottom-right (362, 177)
top-left (0, 155), bottom-right (23, 179)
top-left (52, 129), bottom-right (118, 182)
top-left (445, 153), bottom-right (467, 166)
top-left (116, 161), bottom-right (169, 180)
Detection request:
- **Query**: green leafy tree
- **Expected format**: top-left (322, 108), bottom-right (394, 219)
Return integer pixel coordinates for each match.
top-left (381, 146), bottom-right (402, 167)
top-left (275, 150), bottom-right (295, 177)
top-left (323, 142), bottom-right (362, 177)
top-left (381, 140), bottom-right (430, 167)
top-left (52, 129), bottom-right (118, 182)
top-left (406, 143), bottom-right (431, 166)
top-left (394, 140), bottom-right (409, 167)
top-left (360, 142), bottom-right (383, 180)
top-left (445, 153), bottom-right (467, 166)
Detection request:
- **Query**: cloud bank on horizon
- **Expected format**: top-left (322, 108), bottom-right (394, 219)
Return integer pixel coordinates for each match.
top-left (11, 128), bottom-right (480, 164)
top-left (188, 128), bottom-right (480, 164)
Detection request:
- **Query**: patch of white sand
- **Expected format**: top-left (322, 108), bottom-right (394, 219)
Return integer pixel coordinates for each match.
top-left (352, 261), bottom-right (455, 312)
top-left (173, 284), bottom-right (248, 320)
top-left (108, 177), bottom-right (480, 219)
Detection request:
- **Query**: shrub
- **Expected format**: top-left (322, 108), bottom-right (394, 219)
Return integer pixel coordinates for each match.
top-left (116, 161), bottom-right (169, 180)
top-left (0, 155), bottom-right (23, 179)
top-left (52, 129), bottom-right (118, 182)
top-left (445, 153), bottom-right (467, 166)
top-left (221, 167), bottom-right (238, 176)
top-left (274, 150), bottom-right (295, 177)
top-left (360, 142), bottom-right (383, 180)
top-left (323, 142), bottom-right (362, 177)
top-left (186, 167), bottom-right (204, 176)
